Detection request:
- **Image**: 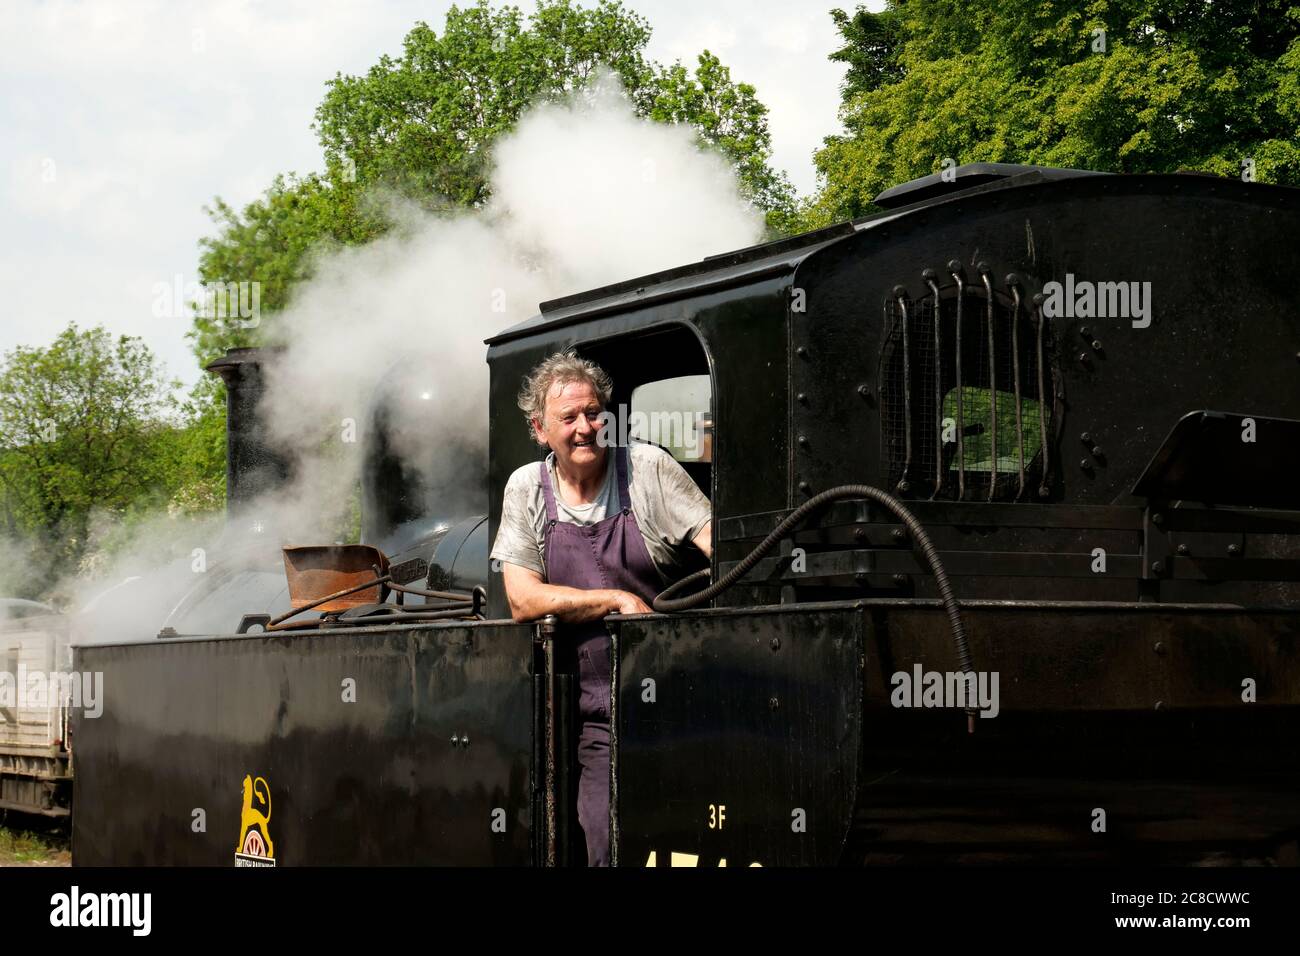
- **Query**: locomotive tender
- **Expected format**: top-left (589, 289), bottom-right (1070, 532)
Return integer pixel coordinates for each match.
top-left (72, 164), bottom-right (1300, 865)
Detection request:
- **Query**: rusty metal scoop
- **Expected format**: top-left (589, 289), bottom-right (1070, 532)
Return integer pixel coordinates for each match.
top-left (281, 545), bottom-right (390, 613)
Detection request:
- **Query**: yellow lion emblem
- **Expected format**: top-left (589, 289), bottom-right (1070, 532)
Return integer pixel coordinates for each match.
top-left (237, 774), bottom-right (274, 858)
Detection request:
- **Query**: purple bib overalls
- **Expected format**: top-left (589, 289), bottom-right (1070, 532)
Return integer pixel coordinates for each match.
top-left (540, 446), bottom-right (661, 867)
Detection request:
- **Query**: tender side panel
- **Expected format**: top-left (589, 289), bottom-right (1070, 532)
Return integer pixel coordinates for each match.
top-left (614, 601), bottom-right (1299, 865)
top-left (71, 623), bottom-right (534, 865)
top-left (612, 607), bottom-right (863, 867)
top-left (850, 603), bottom-right (1300, 863)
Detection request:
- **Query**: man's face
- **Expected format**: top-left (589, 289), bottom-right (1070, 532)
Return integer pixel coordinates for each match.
top-left (533, 379), bottom-right (606, 473)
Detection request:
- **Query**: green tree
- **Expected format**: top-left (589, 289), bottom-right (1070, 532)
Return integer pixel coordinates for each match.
top-left (805, 0), bottom-right (1300, 225)
top-left (0, 325), bottom-right (219, 593)
top-left (828, 4), bottom-right (905, 99)
top-left (313, 0), bottom-right (658, 208)
top-left (190, 174), bottom-right (385, 363)
top-left (163, 375), bottom-right (228, 517)
top-left (192, 0), bottom-right (795, 367)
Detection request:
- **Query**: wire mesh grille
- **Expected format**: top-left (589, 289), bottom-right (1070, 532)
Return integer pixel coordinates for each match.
top-left (880, 285), bottom-right (1054, 501)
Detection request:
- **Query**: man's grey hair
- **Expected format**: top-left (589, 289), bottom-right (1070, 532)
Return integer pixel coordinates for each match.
top-left (518, 351), bottom-right (614, 439)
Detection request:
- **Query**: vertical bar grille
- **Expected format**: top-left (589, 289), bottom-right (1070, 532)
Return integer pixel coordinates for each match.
top-left (880, 272), bottom-right (1055, 501)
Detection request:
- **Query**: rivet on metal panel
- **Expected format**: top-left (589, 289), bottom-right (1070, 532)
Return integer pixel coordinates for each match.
top-left (770, 637), bottom-right (781, 651)
top-left (768, 696), bottom-right (780, 710)
top-left (1079, 459), bottom-right (1092, 471)
top-left (797, 392), bottom-right (808, 405)
top-left (1080, 432), bottom-right (1092, 444)
top-left (1228, 543), bottom-right (1241, 556)
top-left (798, 480), bottom-right (811, 495)
top-left (1151, 561), bottom-right (1164, 574)
top-left (1152, 513), bottom-right (1164, 525)
top-left (796, 346), bottom-right (807, 358)
top-left (1154, 700), bottom-right (1164, 711)
top-left (892, 574), bottom-right (908, 585)
top-left (854, 528), bottom-right (867, 543)
top-left (797, 434), bottom-right (809, 448)
top-left (891, 528), bottom-right (906, 542)
top-left (1079, 326), bottom-right (1091, 338)
top-left (1091, 340), bottom-right (1103, 352)
top-left (1176, 544), bottom-right (1189, 555)
top-left (1154, 641), bottom-right (1166, 656)
top-left (857, 384), bottom-right (871, 399)
top-left (1091, 446), bottom-right (1104, 460)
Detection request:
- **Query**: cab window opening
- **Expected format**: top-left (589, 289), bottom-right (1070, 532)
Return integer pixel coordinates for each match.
top-left (575, 325), bottom-right (713, 494)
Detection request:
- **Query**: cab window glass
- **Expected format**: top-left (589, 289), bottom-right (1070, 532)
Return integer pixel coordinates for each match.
top-left (629, 375), bottom-right (712, 462)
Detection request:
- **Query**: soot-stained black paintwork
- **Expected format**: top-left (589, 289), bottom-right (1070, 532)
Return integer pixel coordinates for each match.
top-left (613, 601), bottom-right (1300, 865)
top-left (72, 622), bottom-right (534, 865)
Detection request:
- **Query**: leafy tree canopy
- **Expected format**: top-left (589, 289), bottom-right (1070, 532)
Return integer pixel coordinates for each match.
top-left (0, 325), bottom-right (222, 595)
top-left (805, 0), bottom-right (1300, 225)
top-left (193, 0), bottom-right (794, 365)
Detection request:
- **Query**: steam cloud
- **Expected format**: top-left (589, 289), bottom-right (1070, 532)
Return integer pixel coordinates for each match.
top-left (68, 73), bottom-right (765, 642)
top-left (259, 74), bottom-right (762, 538)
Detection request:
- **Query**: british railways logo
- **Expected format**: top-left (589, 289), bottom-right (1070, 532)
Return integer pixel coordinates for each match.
top-left (235, 774), bottom-right (277, 867)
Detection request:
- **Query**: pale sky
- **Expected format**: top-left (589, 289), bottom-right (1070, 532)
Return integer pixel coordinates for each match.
top-left (1, 0), bottom-right (882, 387)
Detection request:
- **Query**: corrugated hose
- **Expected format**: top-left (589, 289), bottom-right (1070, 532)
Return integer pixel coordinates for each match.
top-left (653, 484), bottom-right (974, 685)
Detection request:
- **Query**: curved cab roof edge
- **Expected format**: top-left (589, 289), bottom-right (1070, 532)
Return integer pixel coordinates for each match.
top-left (483, 221), bottom-right (855, 347)
top-left (487, 163), bottom-right (1271, 348)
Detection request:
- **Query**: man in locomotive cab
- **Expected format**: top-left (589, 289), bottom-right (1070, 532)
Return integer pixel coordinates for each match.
top-left (491, 351), bottom-right (713, 867)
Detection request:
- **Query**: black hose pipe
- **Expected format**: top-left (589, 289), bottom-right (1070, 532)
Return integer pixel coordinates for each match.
top-left (653, 485), bottom-right (974, 680)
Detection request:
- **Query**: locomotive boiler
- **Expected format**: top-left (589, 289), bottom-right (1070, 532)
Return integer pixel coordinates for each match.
top-left (71, 163), bottom-right (1300, 865)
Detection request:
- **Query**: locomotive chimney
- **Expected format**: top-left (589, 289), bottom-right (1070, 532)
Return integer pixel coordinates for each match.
top-left (204, 347), bottom-right (290, 517)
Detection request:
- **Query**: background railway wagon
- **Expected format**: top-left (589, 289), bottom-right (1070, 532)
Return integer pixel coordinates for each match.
top-left (0, 600), bottom-right (73, 819)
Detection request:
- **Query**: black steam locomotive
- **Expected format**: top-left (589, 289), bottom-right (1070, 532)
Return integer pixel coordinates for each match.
top-left (71, 163), bottom-right (1300, 865)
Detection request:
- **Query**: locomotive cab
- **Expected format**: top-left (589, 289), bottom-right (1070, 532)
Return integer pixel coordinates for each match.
top-left (486, 164), bottom-right (1300, 865)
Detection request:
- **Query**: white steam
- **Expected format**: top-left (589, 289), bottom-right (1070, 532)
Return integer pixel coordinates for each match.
top-left (492, 82), bottom-right (764, 287)
top-left (0, 535), bottom-right (42, 606)
top-left (255, 74), bottom-right (762, 544)
top-left (71, 73), bottom-right (765, 642)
